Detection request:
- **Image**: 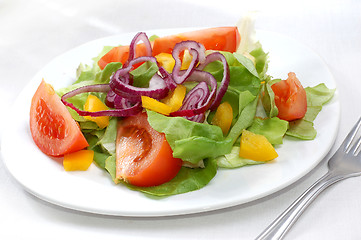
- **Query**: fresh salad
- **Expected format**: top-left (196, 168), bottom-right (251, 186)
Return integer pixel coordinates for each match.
top-left (29, 17), bottom-right (335, 196)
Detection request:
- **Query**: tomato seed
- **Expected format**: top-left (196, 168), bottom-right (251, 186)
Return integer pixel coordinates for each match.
top-left (36, 98), bottom-right (66, 139)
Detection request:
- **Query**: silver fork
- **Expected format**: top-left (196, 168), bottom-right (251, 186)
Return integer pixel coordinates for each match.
top-left (256, 117), bottom-right (361, 240)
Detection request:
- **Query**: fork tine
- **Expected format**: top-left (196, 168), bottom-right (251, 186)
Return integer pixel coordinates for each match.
top-left (350, 136), bottom-right (361, 155)
top-left (344, 117), bottom-right (361, 153)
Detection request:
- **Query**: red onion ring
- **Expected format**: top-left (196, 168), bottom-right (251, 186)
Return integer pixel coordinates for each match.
top-left (158, 66), bottom-right (177, 90)
top-left (61, 84), bottom-right (142, 117)
top-left (125, 32), bottom-right (152, 67)
top-left (105, 89), bottom-right (138, 109)
top-left (170, 70), bottom-right (217, 118)
top-left (186, 114), bottom-right (206, 123)
top-left (61, 32), bottom-right (176, 119)
top-left (171, 41), bottom-right (206, 84)
top-left (197, 52), bottom-right (230, 111)
top-left (109, 56), bottom-right (170, 101)
top-left (60, 31), bottom-right (230, 122)
top-left (169, 41), bottom-right (230, 122)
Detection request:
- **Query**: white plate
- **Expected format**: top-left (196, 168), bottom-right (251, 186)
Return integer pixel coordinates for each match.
top-left (1, 28), bottom-right (339, 217)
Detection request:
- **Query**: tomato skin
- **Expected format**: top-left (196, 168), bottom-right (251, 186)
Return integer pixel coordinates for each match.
top-left (271, 72), bottom-right (307, 121)
top-left (115, 112), bottom-right (182, 187)
top-left (30, 80), bottom-right (88, 156)
top-left (152, 27), bottom-right (240, 56)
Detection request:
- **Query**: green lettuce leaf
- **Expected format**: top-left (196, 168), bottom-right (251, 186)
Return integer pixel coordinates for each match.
top-left (84, 118), bottom-right (117, 169)
top-left (125, 159), bottom-right (218, 196)
top-left (226, 92), bottom-right (258, 145)
top-left (147, 110), bottom-right (231, 164)
top-left (104, 155), bottom-right (118, 183)
top-left (173, 137), bottom-right (232, 164)
top-left (103, 154), bottom-right (218, 197)
top-left (202, 51), bottom-right (261, 96)
top-left (286, 83), bottom-right (335, 140)
top-left (232, 53), bottom-right (259, 78)
top-left (305, 83), bottom-right (336, 107)
top-left (217, 85), bottom-right (242, 121)
top-left (228, 66), bottom-right (261, 96)
top-left (216, 146), bottom-right (264, 168)
top-left (79, 121), bottom-right (100, 131)
top-left (261, 79), bottom-right (280, 118)
top-left (95, 117), bottom-right (117, 154)
top-left (286, 119), bottom-right (317, 140)
top-left (57, 62), bottom-right (122, 123)
top-left (130, 61), bottom-right (159, 88)
top-left (86, 133), bottom-right (109, 169)
top-left (250, 43), bottom-right (269, 80)
top-left (247, 117), bottom-right (289, 145)
top-left (74, 61), bottom-right (122, 85)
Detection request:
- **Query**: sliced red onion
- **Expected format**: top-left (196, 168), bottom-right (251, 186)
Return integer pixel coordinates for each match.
top-left (171, 41), bottom-right (206, 84)
top-left (197, 52), bottom-right (230, 111)
top-left (179, 81), bottom-right (210, 112)
top-left (61, 84), bottom-right (142, 117)
top-left (105, 89), bottom-right (117, 108)
top-left (60, 32), bottom-right (176, 119)
top-left (105, 89), bottom-right (137, 109)
top-left (60, 32), bottom-right (230, 122)
top-left (186, 114), bottom-right (206, 123)
top-left (158, 66), bottom-right (177, 90)
top-left (175, 82), bottom-right (208, 122)
top-left (62, 84), bottom-right (110, 99)
top-left (125, 32), bottom-right (152, 67)
top-left (170, 70), bottom-right (217, 117)
top-left (109, 56), bottom-right (169, 101)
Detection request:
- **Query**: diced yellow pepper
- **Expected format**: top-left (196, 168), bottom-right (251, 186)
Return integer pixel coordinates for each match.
top-left (141, 96), bottom-right (172, 115)
top-left (155, 51), bottom-right (193, 73)
top-left (162, 85), bottom-right (187, 112)
top-left (239, 130), bottom-right (278, 161)
top-left (211, 102), bottom-right (233, 135)
top-left (181, 50), bottom-right (193, 70)
top-left (155, 53), bottom-right (175, 73)
top-left (63, 150), bottom-right (94, 171)
top-left (84, 95), bottom-right (109, 129)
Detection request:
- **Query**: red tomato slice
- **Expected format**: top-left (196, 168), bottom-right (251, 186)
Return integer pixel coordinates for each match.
top-left (98, 27), bottom-right (240, 69)
top-left (30, 80), bottom-right (89, 156)
top-left (98, 43), bottom-right (149, 70)
top-left (152, 26), bottom-right (240, 56)
top-left (115, 112), bottom-right (182, 187)
top-left (271, 72), bottom-right (307, 121)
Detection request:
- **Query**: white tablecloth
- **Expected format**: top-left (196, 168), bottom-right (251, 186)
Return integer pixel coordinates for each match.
top-left (1, 0), bottom-right (361, 239)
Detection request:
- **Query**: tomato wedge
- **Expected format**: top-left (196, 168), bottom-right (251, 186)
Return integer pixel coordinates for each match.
top-left (271, 72), bottom-right (307, 121)
top-left (115, 112), bottom-right (182, 187)
top-left (30, 80), bottom-right (89, 156)
top-left (152, 26), bottom-right (240, 56)
top-left (98, 27), bottom-right (240, 70)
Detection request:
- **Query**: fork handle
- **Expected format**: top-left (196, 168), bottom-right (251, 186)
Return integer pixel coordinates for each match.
top-left (255, 171), bottom-right (349, 240)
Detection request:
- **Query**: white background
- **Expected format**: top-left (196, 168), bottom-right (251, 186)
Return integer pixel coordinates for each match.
top-left (1, 0), bottom-right (361, 239)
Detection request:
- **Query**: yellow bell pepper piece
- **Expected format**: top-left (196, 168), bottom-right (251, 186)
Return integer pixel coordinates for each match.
top-left (141, 96), bottom-right (172, 115)
top-left (211, 102), bottom-right (233, 135)
top-left (239, 130), bottom-right (278, 161)
top-left (84, 95), bottom-right (109, 129)
top-left (155, 51), bottom-right (193, 73)
top-left (162, 85), bottom-right (187, 112)
top-left (63, 150), bottom-right (94, 171)
top-left (181, 50), bottom-right (193, 70)
top-left (155, 53), bottom-right (175, 73)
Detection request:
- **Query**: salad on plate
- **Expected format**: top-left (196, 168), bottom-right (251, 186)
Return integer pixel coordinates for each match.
top-left (29, 17), bottom-right (335, 197)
